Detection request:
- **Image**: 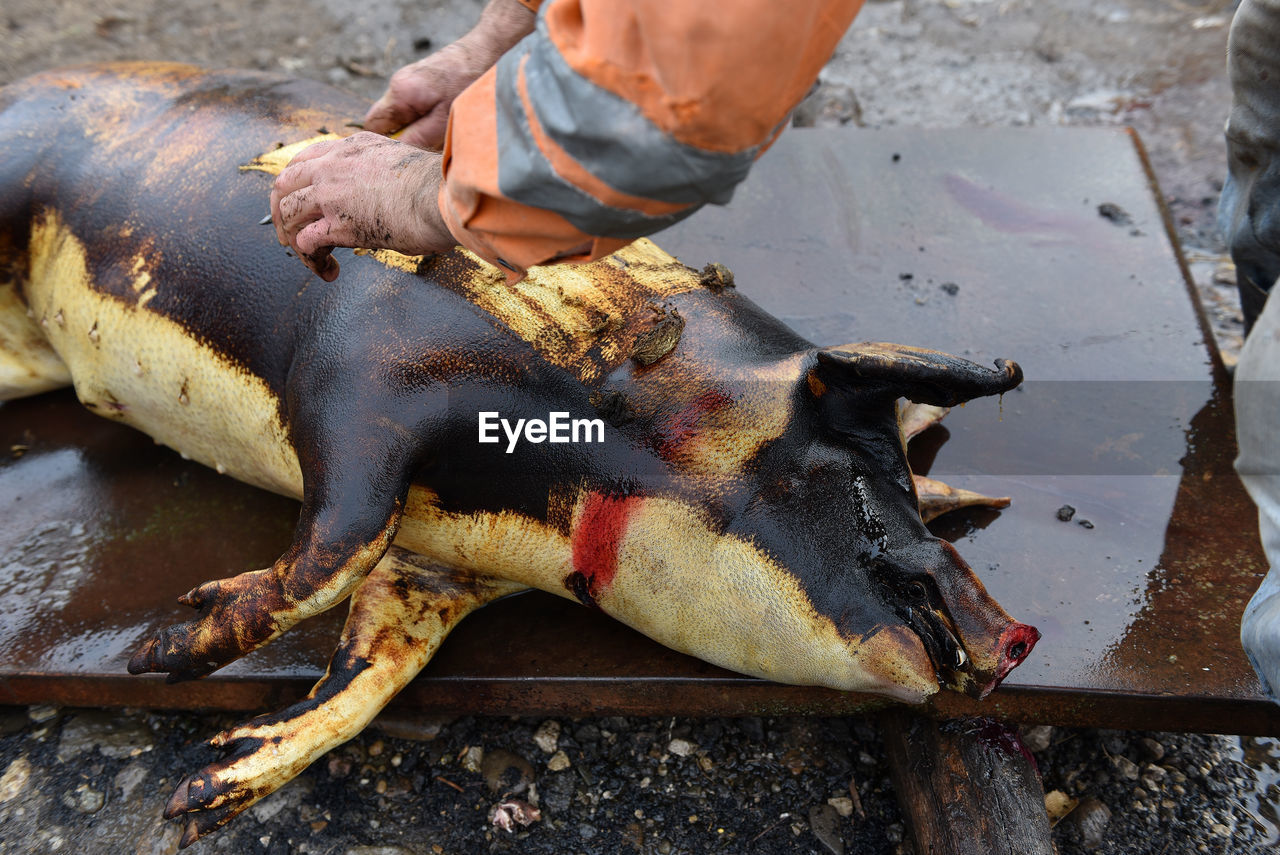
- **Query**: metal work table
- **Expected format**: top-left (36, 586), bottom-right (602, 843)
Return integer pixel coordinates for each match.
top-left (0, 127), bottom-right (1272, 743)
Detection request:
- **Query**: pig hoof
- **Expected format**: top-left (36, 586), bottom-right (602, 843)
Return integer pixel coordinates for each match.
top-left (165, 723), bottom-right (308, 847)
top-left (127, 570), bottom-right (279, 681)
top-left (167, 777), bottom-right (255, 849)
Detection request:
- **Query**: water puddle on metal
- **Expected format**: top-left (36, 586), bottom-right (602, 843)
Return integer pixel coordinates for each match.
top-left (1232, 736), bottom-right (1280, 845)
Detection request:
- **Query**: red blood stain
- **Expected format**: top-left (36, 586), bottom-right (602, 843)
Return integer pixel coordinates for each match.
top-left (654, 390), bottom-right (733, 459)
top-left (568, 492), bottom-right (643, 606)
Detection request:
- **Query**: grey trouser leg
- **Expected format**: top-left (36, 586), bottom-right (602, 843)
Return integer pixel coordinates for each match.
top-left (1237, 291), bottom-right (1280, 699)
top-left (1220, 0), bottom-right (1280, 331)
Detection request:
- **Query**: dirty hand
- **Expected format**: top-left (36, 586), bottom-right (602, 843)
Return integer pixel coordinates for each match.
top-left (270, 131), bottom-right (453, 282)
top-left (364, 0), bottom-right (536, 149)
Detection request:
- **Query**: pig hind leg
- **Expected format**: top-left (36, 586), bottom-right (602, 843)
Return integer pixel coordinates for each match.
top-left (163, 548), bottom-right (527, 847)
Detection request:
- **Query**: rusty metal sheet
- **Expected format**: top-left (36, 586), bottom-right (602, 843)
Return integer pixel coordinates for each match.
top-left (1, 127), bottom-right (1273, 735)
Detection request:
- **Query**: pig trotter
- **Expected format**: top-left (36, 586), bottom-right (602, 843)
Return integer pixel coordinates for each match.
top-left (164, 548), bottom-right (527, 847)
top-left (129, 490), bottom-right (406, 681)
top-left (129, 569), bottom-right (283, 682)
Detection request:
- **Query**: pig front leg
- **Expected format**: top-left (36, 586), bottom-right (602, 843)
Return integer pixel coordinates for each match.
top-left (163, 547), bottom-right (526, 847)
top-left (129, 385), bottom-right (438, 681)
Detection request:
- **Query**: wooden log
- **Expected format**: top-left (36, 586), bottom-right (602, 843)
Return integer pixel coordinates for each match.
top-left (880, 712), bottom-right (1053, 855)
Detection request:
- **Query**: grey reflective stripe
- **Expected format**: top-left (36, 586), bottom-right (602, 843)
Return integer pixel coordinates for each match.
top-left (523, 19), bottom-right (760, 205)
top-left (494, 42), bottom-right (703, 240)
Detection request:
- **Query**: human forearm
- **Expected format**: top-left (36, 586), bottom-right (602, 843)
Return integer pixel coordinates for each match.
top-left (465, 0), bottom-right (539, 63)
top-left (438, 0), bottom-right (866, 277)
top-left (364, 0), bottom-right (536, 149)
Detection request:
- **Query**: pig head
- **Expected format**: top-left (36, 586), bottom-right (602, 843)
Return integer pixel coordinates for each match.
top-left (571, 327), bottom-right (1035, 704)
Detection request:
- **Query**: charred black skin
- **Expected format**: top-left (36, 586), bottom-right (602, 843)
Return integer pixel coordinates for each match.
top-left (0, 64), bottom-right (1027, 693)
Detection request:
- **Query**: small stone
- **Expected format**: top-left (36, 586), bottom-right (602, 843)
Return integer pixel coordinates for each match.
top-left (0, 757), bottom-right (31, 803)
top-left (1138, 737), bottom-right (1165, 762)
top-left (1056, 505), bottom-right (1076, 522)
top-left (461, 745), bottom-right (484, 773)
top-left (1097, 202), bottom-right (1134, 226)
top-left (533, 720), bottom-right (561, 754)
top-left (367, 739), bottom-right (384, 757)
top-left (345, 847), bottom-right (415, 855)
top-left (1021, 725), bottom-right (1054, 753)
top-left (667, 738), bottom-right (696, 758)
top-left (328, 754), bottom-right (353, 778)
top-left (373, 714), bottom-right (451, 742)
top-left (547, 751), bottom-right (571, 772)
top-left (481, 748), bottom-right (534, 795)
top-left (28, 705), bottom-right (59, 724)
top-left (1044, 790), bottom-right (1078, 827)
top-left (579, 824), bottom-right (598, 839)
top-left (1068, 797), bottom-right (1111, 849)
top-left (63, 783), bottom-right (105, 814)
top-left (827, 796), bottom-right (854, 818)
top-left (1211, 823), bottom-right (1231, 837)
top-left (113, 760), bottom-right (149, 801)
top-left (249, 776), bottom-right (313, 823)
top-left (1113, 755), bottom-right (1140, 781)
top-left (1078, 519), bottom-right (1095, 529)
top-left (940, 282), bottom-right (960, 296)
top-left (809, 804), bottom-right (844, 855)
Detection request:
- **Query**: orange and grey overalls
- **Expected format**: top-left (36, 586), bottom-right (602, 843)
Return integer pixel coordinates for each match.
top-left (439, 0), bottom-right (866, 278)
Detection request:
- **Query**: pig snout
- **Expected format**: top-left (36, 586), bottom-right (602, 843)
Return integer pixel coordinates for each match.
top-left (874, 540), bottom-right (1039, 699)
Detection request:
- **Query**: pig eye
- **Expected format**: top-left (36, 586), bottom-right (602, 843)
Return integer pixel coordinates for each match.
top-left (909, 580), bottom-right (929, 603)
top-left (1008, 641), bottom-right (1028, 660)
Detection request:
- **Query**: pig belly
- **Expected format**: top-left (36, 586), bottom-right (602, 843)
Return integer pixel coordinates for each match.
top-left (23, 209), bottom-right (303, 498)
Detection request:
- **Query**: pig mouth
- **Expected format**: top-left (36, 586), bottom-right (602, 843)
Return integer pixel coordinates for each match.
top-left (899, 603), bottom-right (1040, 699)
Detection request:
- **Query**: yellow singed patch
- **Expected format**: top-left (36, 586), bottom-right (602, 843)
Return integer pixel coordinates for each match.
top-left (443, 239), bottom-right (700, 381)
top-left (239, 134), bottom-right (343, 176)
top-left (25, 209), bottom-right (303, 497)
top-left (0, 276), bottom-right (71, 400)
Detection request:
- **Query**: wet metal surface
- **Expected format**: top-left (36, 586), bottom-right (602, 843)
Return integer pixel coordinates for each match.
top-left (0, 128), bottom-right (1273, 734)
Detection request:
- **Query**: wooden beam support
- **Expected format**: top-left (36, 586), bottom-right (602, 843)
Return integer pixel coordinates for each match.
top-left (880, 712), bottom-right (1053, 855)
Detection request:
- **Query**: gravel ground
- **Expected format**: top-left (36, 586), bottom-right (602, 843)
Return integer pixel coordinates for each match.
top-left (0, 0), bottom-right (1274, 853)
top-left (0, 708), bottom-right (1275, 854)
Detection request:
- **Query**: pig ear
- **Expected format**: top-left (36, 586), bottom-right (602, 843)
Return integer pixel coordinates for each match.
top-left (814, 342), bottom-right (1023, 406)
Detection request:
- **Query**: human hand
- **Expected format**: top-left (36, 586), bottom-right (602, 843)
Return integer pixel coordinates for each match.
top-left (364, 0), bottom-right (536, 149)
top-left (270, 132), bottom-right (453, 281)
